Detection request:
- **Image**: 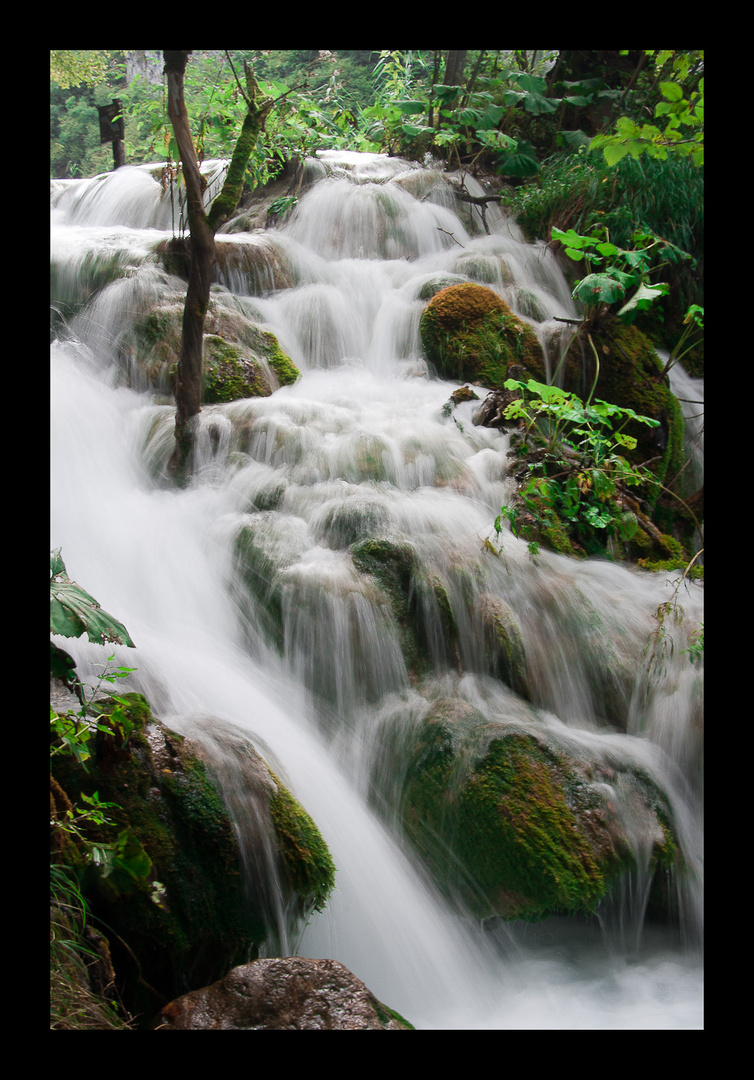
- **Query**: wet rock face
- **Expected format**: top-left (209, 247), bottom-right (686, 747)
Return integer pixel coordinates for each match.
top-left (156, 957), bottom-right (414, 1030)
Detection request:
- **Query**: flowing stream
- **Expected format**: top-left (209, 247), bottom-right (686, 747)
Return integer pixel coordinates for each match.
top-left (50, 151), bottom-right (703, 1029)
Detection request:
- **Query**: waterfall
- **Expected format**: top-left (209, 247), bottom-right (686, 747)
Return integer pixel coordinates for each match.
top-left (50, 151), bottom-right (703, 1029)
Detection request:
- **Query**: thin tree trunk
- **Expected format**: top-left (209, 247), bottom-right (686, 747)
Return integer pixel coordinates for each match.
top-left (163, 51), bottom-right (272, 481)
top-left (164, 51), bottom-right (215, 478)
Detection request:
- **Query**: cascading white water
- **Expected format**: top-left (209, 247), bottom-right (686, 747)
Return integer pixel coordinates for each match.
top-left (50, 152), bottom-right (703, 1029)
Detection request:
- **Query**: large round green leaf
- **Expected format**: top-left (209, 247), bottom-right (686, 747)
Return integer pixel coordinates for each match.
top-left (573, 273), bottom-right (626, 306)
top-left (50, 549), bottom-right (135, 647)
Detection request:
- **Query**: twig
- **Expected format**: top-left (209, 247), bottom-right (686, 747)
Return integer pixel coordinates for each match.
top-left (437, 227), bottom-right (465, 248)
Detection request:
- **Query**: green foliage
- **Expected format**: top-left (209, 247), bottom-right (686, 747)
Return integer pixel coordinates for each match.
top-left (50, 862), bottom-right (135, 1029)
top-left (495, 378), bottom-right (659, 553)
top-left (501, 149), bottom-right (703, 285)
top-left (362, 53), bottom-right (628, 178)
top-left (51, 651), bottom-right (151, 889)
top-left (51, 656), bottom-right (136, 768)
top-left (684, 623), bottom-right (704, 664)
top-left (643, 549), bottom-right (704, 683)
top-left (50, 552), bottom-right (149, 899)
top-left (51, 51), bottom-right (111, 89)
top-left (51, 549), bottom-right (135, 648)
top-left (552, 223), bottom-right (687, 323)
top-left (50, 83), bottom-right (115, 178)
top-left (591, 51), bottom-right (704, 168)
top-left (660, 303), bottom-right (704, 375)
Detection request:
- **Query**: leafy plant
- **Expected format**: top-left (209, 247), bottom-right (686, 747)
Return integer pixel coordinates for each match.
top-left (551, 224), bottom-right (682, 323)
top-left (50, 862), bottom-right (134, 1029)
top-left (495, 377), bottom-right (660, 552)
top-left (51, 655), bottom-right (136, 768)
top-left (643, 548), bottom-right (704, 683)
top-left (50, 551), bottom-right (150, 892)
top-left (659, 303), bottom-right (704, 375)
top-left (591, 51), bottom-right (704, 168)
top-left (502, 376), bottom-right (660, 462)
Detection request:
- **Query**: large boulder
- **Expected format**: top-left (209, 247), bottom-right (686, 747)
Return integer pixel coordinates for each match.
top-left (50, 688), bottom-right (335, 1021)
top-left (156, 957), bottom-right (414, 1030)
top-left (420, 282), bottom-right (545, 387)
top-left (399, 702), bottom-right (683, 923)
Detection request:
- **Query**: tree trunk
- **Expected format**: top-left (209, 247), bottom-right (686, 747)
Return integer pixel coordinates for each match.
top-left (163, 51), bottom-right (272, 481)
top-left (164, 51), bottom-right (216, 479)
top-left (443, 51), bottom-right (468, 87)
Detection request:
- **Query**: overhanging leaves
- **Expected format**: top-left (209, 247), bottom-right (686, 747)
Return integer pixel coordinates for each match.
top-left (50, 549), bottom-right (135, 648)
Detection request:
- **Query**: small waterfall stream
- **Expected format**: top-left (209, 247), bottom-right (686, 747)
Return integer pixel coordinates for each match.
top-left (50, 152), bottom-right (703, 1029)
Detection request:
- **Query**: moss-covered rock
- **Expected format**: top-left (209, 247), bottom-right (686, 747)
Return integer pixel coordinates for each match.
top-left (50, 689), bottom-right (334, 1022)
top-left (420, 282), bottom-right (545, 387)
top-left (478, 594), bottom-right (530, 698)
top-left (123, 291), bottom-right (299, 403)
top-left (416, 273), bottom-right (469, 301)
top-left (268, 778), bottom-right (336, 916)
top-left (400, 706), bottom-right (682, 922)
top-left (202, 335), bottom-right (272, 403)
top-left (349, 537), bottom-right (451, 678)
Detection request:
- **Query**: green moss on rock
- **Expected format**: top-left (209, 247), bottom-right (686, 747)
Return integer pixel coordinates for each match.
top-left (401, 713), bottom-right (683, 923)
top-left (420, 283), bottom-right (545, 387)
top-left (350, 538), bottom-right (423, 676)
top-left (50, 690), bottom-right (334, 1022)
top-left (202, 335), bottom-right (272, 403)
top-left (124, 293), bottom-right (299, 403)
top-left (479, 595), bottom-right (530, 697)
top-left (269, 778), bottom-right (336, 915)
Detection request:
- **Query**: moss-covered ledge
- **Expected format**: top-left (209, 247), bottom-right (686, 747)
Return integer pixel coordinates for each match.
top-left (50, 689), bottom-right (334, 1023)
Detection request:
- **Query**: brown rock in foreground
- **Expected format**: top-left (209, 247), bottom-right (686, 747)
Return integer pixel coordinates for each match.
top-left (156, 957), bottom-right (414, 1030)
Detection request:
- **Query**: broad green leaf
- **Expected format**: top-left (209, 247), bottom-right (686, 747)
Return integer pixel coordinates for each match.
top-left (480, 104), bottom-right (506, 127)
top-left (515, 73), bottom-right (548, 94)
top-left (502, 89), bottom-right (526, 107)
top-left (573, 273), bottom-right (625, 306)
top-left (50, 549), bottom-right (135, 648)
top-left (555, 129), bottom-right (592, 150)
top-left (477, 129), bottom-right (516, 151)
top-left (603, 141), bottom-right (631, 166)
top-left (459, 107), bottom-right (485, 126)
top-left (618, 282), bottom-right (669, 318)
top-left (494, 139), bottom-right (539, 177)
top-left (395, 99), bottom-right (426, 115)
top-left (522, 93), bottom-right (559, 116)
top-left (551, 226), bottom-right (590, 250)
top-left (615, 116), bottom-right (641, 137)
top-left (659, 81), bottom-right (684, 101)
top-left (401, 122), bottom-right (432, 137)
top-left (613, 432), bottom-right (638, 450)
top-left (433, 84), bottom-right (464, 103)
